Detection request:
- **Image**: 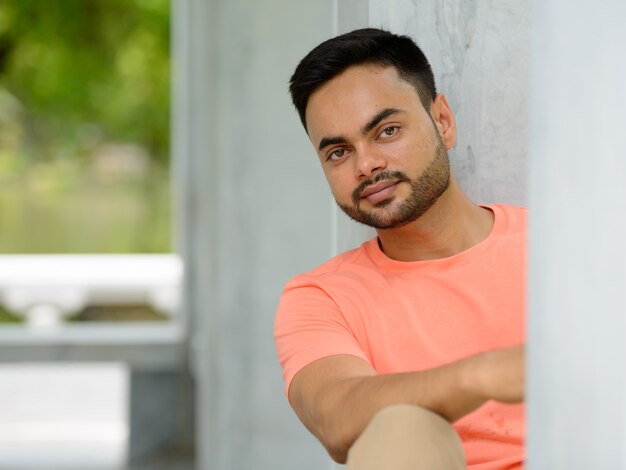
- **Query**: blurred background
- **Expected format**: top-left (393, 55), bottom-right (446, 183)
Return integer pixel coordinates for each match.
top-left (0, 0), bottom-right (530, 469)
top-left (0, 0), bottom-right (171, 255)
top-left (0, 1), bottom-right (189, 468)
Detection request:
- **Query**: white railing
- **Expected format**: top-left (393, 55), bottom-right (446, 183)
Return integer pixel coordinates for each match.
top-left (0, 255), bottom-right (182, 327)
top-left (0, 254), bottom-right (186, 368)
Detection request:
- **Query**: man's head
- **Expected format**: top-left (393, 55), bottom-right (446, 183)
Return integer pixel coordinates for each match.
top-left (289, 28), bottom-right (437, 131)
top-left (290, 29), bottom-right (456, 230)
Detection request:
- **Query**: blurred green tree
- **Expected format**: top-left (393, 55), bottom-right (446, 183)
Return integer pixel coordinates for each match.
top-left (0, 0), bottom-right (170, 163)
top-left (0, 0), bottom-right (171, 253)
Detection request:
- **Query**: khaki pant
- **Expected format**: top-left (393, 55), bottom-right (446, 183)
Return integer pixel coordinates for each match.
top-left (346, 404), bottom-right (466, 470)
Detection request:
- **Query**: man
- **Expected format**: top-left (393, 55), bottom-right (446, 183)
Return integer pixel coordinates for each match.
top-left (274, 28), bottom-right (525, 469)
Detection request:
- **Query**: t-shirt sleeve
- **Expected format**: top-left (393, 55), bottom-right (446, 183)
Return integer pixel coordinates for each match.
top-left (274, 276), bottom-right (371, 397)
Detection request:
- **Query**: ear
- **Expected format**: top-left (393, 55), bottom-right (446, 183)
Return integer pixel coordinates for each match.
top-left (429, 94), bottom-right (457, 150)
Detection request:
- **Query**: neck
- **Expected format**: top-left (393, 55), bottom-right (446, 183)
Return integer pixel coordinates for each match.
top-left (375, 177), bottom-right (494, 262)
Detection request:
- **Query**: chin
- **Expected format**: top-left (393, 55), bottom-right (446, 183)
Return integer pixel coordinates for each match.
top-left (340, 205), bottom-right (416, 230)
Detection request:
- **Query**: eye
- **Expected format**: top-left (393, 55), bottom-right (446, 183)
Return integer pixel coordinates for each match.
top-left (379, 126), bottom-right (399, 138)
top-left (327, 148), bottom-right (347, 161)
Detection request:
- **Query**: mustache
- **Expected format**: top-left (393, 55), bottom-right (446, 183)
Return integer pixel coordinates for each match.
top-left (352, 170), bottom-right (411, 205)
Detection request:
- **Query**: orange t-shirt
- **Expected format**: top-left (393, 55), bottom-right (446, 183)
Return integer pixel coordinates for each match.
top-left (274, 204), bottom-right (526, 469)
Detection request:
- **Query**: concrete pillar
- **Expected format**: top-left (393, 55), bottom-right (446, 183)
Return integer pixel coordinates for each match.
top-left (177, 1), bottom-right (336, 469)
top-left (528, 1), bottom-right (626, 468)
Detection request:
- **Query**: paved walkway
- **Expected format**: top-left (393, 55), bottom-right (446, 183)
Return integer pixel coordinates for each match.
top-left (0, 363), bottom-right (128, 469)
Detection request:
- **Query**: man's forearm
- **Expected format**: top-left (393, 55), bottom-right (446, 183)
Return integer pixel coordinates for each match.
top-left (292, 346), bottom-right (524, 463)
top-left (311, 358), bottom-right (482, 462)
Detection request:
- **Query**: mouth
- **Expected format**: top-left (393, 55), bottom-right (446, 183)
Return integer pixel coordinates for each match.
top-left (359, 180), bottom-right (401, 205)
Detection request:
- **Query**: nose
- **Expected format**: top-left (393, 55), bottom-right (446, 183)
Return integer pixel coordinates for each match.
top-left (355, 148), bottom-right (387, 179)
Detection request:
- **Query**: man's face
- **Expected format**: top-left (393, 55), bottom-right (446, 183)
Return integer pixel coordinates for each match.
top-left (305, 64), bottom-right (455, 229)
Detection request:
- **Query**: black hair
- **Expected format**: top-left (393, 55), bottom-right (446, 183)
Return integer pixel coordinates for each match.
top-left (289, 28), bottom-right (437, 130)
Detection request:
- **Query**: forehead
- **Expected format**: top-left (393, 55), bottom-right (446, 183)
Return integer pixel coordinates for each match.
top-left (305, 64), bottom-right (421, 139)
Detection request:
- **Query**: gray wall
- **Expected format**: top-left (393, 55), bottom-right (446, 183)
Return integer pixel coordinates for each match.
top-left (528, 1), bottom-right (626, 468)
top-left (182, 1), bottom-right (335, 469)
top-left (205, 1), bottom-right (334, 467)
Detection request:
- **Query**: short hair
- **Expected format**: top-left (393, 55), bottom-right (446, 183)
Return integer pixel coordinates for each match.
top-left (289, 28), bottom-right (437, 130)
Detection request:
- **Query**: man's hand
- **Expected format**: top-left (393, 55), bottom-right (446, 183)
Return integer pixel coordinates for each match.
top-left (465, 345), bottom-right (525, 404)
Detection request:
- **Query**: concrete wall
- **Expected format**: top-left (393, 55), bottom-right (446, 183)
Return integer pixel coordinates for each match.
top-left (528, 1), bottom-right (626, 468)
top-left (181, 1), bottom-right (335, 469)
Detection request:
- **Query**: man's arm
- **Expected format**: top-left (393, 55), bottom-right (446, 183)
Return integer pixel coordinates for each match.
top-left (289, 345), bottom-right (524, 464)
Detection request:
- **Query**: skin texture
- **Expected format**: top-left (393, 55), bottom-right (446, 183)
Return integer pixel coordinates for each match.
top-left (291, 64), bottom-right (525, 463)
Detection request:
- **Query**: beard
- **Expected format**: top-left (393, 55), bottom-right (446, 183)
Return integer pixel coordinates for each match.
top-left (336, 138), bottom-right (451, 229)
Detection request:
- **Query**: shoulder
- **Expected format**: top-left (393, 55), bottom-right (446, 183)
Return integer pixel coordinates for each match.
top-left (283, 239), bottom-right (377, 293)
top-left (277, 238), bottom-right (383, 326)
top-left (274, 242), bottom-right (376, 393)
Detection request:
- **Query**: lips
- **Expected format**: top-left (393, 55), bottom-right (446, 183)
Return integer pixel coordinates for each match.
top-left (360, 180), bottom-right (400, 204)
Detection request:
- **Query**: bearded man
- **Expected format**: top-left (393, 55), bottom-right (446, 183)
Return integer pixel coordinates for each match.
top-left (275, 28), bottom-right (526, 470)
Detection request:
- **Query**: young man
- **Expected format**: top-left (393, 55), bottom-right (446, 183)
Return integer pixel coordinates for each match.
top-left (275, 28), bottom-right (525, 469)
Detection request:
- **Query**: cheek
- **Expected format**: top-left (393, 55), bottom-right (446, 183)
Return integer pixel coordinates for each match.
top-left (382, 140), bottom-right (418, 167)
top-left (387, 136), bottom-right (435, 170)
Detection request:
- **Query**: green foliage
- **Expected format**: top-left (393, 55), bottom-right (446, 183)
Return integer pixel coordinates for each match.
top-left (0, 0), bottom-right (170, 163)
top-left (0, 305), bottom-right (22, 323)
top-left (0, 1), bottom-right (171, 253)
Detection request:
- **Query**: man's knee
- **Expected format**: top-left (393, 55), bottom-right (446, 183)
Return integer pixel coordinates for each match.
top-left (346, 404), bottom-right (465, 470)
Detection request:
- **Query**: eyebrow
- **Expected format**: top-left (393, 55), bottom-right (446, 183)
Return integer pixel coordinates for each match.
top-left (317, 136), bottom-right (347, 152)
top-left (361, 107), bottom-right (401, 135)
top-left (317, 107), bottom-right (403, 152)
